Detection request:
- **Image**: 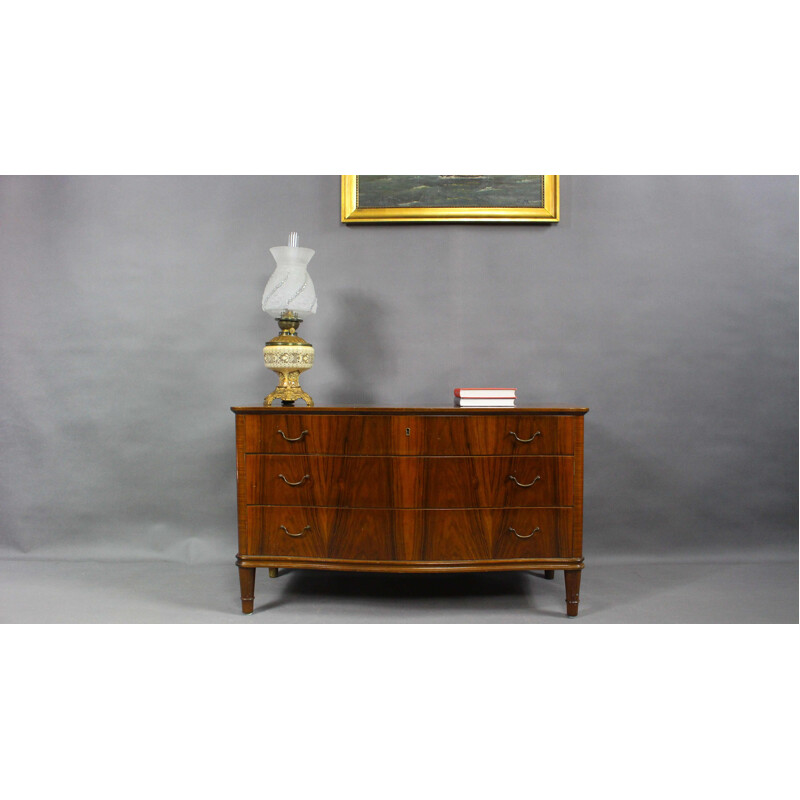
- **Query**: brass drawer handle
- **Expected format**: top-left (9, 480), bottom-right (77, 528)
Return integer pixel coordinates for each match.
top-left (277, 429), bottom-right (309, 442)
top-left (509, 430), bottom-right (541, 443)
top-left (278, 473), bottom-right (310, 486)
top-left (509, 526), bottom-right (541, 539)
top-left (508, 474), bottom-right (541, 488)
top-left (280, 525), bottom-right (311, 538)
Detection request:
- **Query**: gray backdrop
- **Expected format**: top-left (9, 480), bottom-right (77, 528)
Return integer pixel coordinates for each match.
top-left (1, 176), bottom-right (797, 568)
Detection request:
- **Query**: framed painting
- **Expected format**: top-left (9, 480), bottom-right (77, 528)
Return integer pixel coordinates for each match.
top-left (341, 175), bottom-right (559, 223)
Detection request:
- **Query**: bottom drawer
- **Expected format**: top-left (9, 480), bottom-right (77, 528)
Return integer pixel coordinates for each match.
top-left (246, 508), bottom-right (575, 562)
top-left (488, 509), bottom-right (574, 560)
top-left (247, 508), bottom-right (407, 561)
top-left (416, 509), bottom-right (574, 561)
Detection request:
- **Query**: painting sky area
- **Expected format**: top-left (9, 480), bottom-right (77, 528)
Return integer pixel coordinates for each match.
top-left (357, 175), bottom-right (545, 209)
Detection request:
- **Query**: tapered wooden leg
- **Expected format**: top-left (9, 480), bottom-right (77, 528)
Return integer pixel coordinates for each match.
top-left (564, 570), bottom-right (581, 617)
top-left (269, 568), bottom-right (279, 578)
top-left (239, 566), bottom-right (256, 614)
top-left (544, 570), bottom-right (555, 580)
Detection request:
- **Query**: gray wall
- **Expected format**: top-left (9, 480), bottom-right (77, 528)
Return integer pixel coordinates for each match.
top-left (1, 176), bottom-right (796, 564)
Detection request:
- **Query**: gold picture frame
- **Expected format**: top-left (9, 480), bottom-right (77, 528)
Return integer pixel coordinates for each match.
top-left (341, 175), bottom-right (559, 223)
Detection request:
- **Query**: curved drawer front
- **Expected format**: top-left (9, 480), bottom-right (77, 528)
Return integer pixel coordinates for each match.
top-left (247, 506), bottom-right (330, 559)
top-left (245, 508), bottom-right (574, 561)
top-left (490, 509), bottom-right (574, 559)
top-left (411, 415), bottom-right (574, 455)
top-left (245, 455), bottom-right (408, 508)
top-left (244, 414), bottom-right (395, 455)
top-left (420, 456), bottom-right (573, 508)
top-left (247, 507), bottom-right (405, 561)
top-left (246, 455), bottom-right (573, 508)
top-left (415, 508), bottom-right (574, 561)
top-left (243, 413), bottom-right (575, 456)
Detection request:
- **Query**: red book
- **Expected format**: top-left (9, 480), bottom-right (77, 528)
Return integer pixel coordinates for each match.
top-left (455, 397), bottom-right (516, 407)
top-left (454, 387), bottom-right (517, 399)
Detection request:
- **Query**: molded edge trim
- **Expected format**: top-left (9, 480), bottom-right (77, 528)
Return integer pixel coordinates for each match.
top-left (235, 555), bottom-right (584, 572)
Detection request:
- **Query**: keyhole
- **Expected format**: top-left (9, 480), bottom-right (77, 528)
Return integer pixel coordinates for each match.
top-left (405, 427), bottom-right (411, 436)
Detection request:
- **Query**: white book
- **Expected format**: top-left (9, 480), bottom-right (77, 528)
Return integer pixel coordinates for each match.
top-left (455, 397), bottom-right (516, 407)
top-left (454, 387), bottom-right (516, 399)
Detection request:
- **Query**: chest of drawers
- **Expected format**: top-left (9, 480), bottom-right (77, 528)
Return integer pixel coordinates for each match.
top-left (231, 406), bottom-right (588, 616)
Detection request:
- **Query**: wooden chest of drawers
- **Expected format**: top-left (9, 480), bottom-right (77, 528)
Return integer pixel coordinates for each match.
top-left (231, 406), bottom-right (588, 616)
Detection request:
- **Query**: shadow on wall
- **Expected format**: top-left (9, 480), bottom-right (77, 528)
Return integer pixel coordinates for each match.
top-left (326, 290), bottom-right (394, 404)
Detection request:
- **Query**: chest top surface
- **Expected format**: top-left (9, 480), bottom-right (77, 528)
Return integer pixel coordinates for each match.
top-left (232, 406), bottom-right (589, 416)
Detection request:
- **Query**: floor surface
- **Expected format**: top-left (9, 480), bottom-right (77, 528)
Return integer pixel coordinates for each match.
top-left (1, 557), bottom-right (796, 623)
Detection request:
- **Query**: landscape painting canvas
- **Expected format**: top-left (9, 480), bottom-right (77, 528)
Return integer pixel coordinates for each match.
top-left (341, 175), bottom-right (559, 223)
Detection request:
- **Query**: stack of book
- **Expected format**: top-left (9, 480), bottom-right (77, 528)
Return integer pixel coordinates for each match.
top-left (453, 387), bottom-right (517, 407)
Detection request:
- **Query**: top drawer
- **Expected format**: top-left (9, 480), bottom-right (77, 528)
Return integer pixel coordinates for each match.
top-left (244, 414), bottom-right (396, 455)
top-left (243, 413), bottom-right (575, 456)
top-left (411, 415), bottom-right (574, 455)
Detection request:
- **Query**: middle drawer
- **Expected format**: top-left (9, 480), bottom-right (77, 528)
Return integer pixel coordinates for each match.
top-left (245, 454), bottom-right (573, 508)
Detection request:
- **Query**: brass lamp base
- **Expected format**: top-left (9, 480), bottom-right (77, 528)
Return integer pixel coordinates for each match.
top-left (264, 373), bottom-right (314, 407)
top-left (263, 314), bottom-right (314, 407)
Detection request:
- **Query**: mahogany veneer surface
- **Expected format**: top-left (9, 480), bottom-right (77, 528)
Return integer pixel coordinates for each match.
top-left (232, 406), bottom-right (587, 616)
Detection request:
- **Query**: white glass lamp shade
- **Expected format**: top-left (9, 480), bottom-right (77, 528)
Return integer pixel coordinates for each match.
top-left (261, 245), bottom-right (317, 318)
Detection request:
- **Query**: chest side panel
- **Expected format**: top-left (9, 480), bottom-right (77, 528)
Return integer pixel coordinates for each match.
top-left (235, 414), bottom-right (249, 556)
top-left (572, 414), bottom-right (585, 557)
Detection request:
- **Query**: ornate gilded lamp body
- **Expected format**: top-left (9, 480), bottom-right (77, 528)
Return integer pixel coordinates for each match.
top-left (263, 313), bottom-right (314, 406)
top-left (261, 233), bottom-right (316, 407)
